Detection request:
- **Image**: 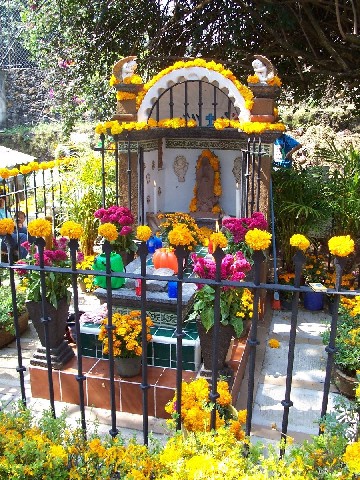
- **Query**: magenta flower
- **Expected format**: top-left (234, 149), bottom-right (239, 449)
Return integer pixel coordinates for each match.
top-left (120, 226), bottom-right (132, 236)
top-left (14, 260), bottom-right (28, 276)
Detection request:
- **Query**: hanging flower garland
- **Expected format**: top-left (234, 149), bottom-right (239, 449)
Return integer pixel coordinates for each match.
top-left (95, 117), bottom-right (197, 136)
top-left (189, 149), bottom-right (222, 214)
top-left (213, 118), bottom-right (286, 134)
top-left (136, 59), bottom-right (254, 111)
top-left (0, 157), bottom-right (74, 180)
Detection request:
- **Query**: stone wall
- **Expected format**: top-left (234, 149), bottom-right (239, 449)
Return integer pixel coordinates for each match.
top-left (0, 68), bottom-right (52, 128)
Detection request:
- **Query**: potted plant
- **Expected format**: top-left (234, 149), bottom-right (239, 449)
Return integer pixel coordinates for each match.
top-left (302, 252), bottom-right (328, 310)
top-left (0, 282), bottom-right (28, 348)
top-left (98, 310), bottom-right (153, 377)
top-left (14, 219), bottom-right (83, 368)
top-left (188, 234), bottom-right (253, 370)
top-left (94, 205), bottom-right (137, 265)
top-left (322, 297), bottom-right (360, 398)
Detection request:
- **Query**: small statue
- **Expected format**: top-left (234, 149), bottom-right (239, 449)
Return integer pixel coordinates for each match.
top-left (251, 55), bottom-right (276, 84)
top-left (112, 56), bottom-right (138, 83)
top-left (173, 155), bottom-right (189, 182)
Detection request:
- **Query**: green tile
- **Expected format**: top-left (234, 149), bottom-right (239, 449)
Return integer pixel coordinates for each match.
top-left (182, 346), bottom-right (195, 364)
top-left (156, 327), bottom-right (175, 338)
top-left (154, 358), bottom-right (171, 368)
top-left (153, 342), bottom-right (171, 360)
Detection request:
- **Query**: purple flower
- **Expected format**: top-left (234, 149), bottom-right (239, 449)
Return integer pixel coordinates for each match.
top-left (77, 251), bottom-right (84, 262)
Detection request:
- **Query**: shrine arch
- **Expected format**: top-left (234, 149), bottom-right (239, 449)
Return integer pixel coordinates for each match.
top-left (137, 66), bottom-right (251, 124)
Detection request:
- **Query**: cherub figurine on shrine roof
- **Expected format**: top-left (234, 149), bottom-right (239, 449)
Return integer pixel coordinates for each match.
top-left (251, 55), bottom-right (277, 84)
top-left (112, 56), bottom-right (138, 83)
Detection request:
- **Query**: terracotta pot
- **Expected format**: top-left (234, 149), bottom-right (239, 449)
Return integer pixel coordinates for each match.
top-left (114, 356), bottom-right (141, 377)
top-left (0, 312), bottom-right (29, 349)
top-left (333, 366), bottom-right (357, 399)
top-left (196, 319), bottom-right (235, 371)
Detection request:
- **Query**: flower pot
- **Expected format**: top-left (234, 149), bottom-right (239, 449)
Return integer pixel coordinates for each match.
top-left (114, 356), bottom-right (141, 377)
top-left (333, 366), bottom-right (357, 399)
top-left (303, 291), bottom-right (324, 311)
top-left (196, 319), bottom-right (235, 371)
top-left (26, 298), bottom-right (75, 369)
top-left (0, 312), bottom-right (29, 349)
top-left (118, 250), bottom-right (135, 267)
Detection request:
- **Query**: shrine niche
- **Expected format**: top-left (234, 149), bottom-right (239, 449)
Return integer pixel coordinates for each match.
top-left (189, 150), bottom-right (221, 221)
top-left (95, 56), bottom-right (286, 226)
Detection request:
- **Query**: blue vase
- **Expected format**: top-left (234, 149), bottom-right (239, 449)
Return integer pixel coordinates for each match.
top-left (303, 291), bottom-right (324, 311)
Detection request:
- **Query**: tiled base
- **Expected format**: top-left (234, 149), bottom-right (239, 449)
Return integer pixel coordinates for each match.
top-left (80, 321), bottom-right (201, 371)
top-left (29, 338), bottom-right (249, 418)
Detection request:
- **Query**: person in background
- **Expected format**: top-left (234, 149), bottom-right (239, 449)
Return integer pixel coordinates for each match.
top-left (0, 202), bottom-right (29, 259)
top-left (273, 133), bottom-right (302, 169)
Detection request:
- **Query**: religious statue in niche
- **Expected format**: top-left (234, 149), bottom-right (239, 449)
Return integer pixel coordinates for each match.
top-left (251, 55), bottom-right (276, 84)
top-left (189, 149), bottom-right (221, 217)
top-left (173, 155), bottom-right (189, 182)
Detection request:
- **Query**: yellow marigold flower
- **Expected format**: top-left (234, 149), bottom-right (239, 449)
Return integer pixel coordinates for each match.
top-left (60, 220), bottom-right (83, 239)
top-left (136, 225), bottom-right (152, 242)
top-left (328, 235), bottom-right (355, 257)
top-left (343, 441), bottom-right (360, 474)
top-left (168, 224), bottom-right (195, 247)
top-left (247, 74), bottom-right (260, 84)
top-left (209, 231), bottom-right (227, 250)
top-left (116, 91), bottom-right (136, 101)
top-left (290, 234), bottom-right (310, 251)
top-left (98, 223), bottom-right (118, 242)
top-left (245, 228), bottom-right (272, 250)
top-left (267, 75), bottom-right (282, 87)
top-left (0, 168), bottom-right (10, 179)
top-left (19, 164), bottom-right (32, 175)
top-left (0, 218), bottom-right (15, 235)
top-left (28, 218), bottom-right (52, 237)
top-left (268, 338), bottom-right (280, 348)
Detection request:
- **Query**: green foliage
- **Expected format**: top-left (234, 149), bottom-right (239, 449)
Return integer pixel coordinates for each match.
top-left (314, 142), bottom-right (360, 239)
top-left (188, 284), bottom-right (246, 337)
top-left (0, 282), bottom-right (26, 334)
top-left (61, 153), bottom-right (117, 255)
top-left (272, 165), bottom-right (331, 269)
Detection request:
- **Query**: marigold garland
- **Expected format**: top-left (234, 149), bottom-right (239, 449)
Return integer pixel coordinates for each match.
top-left (136, 59), bottom-right (254, 111)
top-left (213, 117), bottom-right (286, 134)
top-left (290, 234), bottom-right (310, 251)
top-left (0, 218), bottom-right (15, 235)
top-left (94, 118), bottom-right (197, 136)
top-left (98, 223), bottom-right (118, 242)
top-left (27, 218), bottom-right (52, 237)
top-left (245, 228), bottom-right (272, 251)
top-left (328, 235), bottom-right (355, 257)
top-left (116, 91), bottom-right (136, 101)
top-left (136, 225), bottom-right (152, 242)
top-left (0, 158), bottom-right (74, 180)
top-left (60, 221), bottom-right (84, 240)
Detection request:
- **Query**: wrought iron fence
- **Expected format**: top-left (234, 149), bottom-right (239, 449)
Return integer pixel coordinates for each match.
top-left (0, 233), bottom-right (358, 451)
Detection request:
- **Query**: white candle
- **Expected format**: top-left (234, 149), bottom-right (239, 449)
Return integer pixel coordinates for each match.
top-left (236, 183), bottom-right (240, 218)
top-left (215, 220), bottom-right (219, 232)
top-left (153, 180), bottom-right (157, 213)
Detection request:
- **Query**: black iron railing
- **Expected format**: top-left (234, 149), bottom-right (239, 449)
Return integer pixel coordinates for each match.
top-left (0, 235), bottom-right (358, 452)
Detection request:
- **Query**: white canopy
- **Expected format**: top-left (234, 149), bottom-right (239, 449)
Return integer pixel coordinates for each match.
top-left (0, 146), bottom-right (35, 168)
